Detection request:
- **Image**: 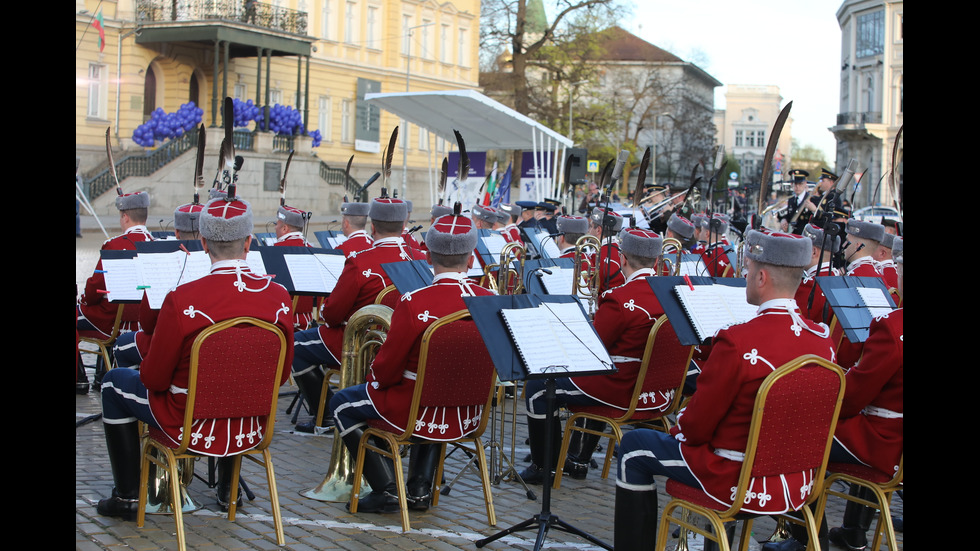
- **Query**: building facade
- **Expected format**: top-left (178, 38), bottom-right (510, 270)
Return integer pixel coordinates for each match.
top-left (76, 0), bottom-right (480, 217)
top-left (832, 0), bottom-right (903, 210)
top-left (713, 85), bottom-right (793, 189)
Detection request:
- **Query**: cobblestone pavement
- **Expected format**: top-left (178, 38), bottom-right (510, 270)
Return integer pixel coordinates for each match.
top-left (76, 225), bottom-right (902, 551)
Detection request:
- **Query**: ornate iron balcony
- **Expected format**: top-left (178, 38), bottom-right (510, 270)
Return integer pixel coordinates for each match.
top-left (136, 0), bottom-right (308, 36)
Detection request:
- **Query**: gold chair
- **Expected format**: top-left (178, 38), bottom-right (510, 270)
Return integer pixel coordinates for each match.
top-left (815, 455), bottom-right (903, 551)
top-left (77, 303), bottom-right (127, 373)
top-left (375, 284), bottom-right (401, 309)
top-left (349, 310), bottom-right (497, 532)
top-left (657, 355), bottom-right (846, 551)
top-left (553, 316), bottom-right (694, 488)
top-left (136, 317), bottom-right (289, 551)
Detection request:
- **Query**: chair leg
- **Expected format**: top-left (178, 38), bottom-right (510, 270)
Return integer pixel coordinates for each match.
top-left (259, 450), bottom-right (286, 546)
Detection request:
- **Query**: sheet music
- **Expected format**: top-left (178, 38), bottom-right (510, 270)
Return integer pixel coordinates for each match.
top-left (538, 231), bottom-right (562, 259)
top-left (500, 302), bottom-right (613, 376)
top-left (468, 252), bottom-right (484, 277)
top-left (327, 235), bottom-right (348, 248)
top-left (246, 250), bottom-right (268, 275)
top-left (538, 267), bottom-right (591, 300)
top-left (283, 253), bottom-right (346, 293)
top-left (482, 232), bottom-right (508, 259)
top-left (137, 250), bottom-right (211, 309)
top-left (102, 258), bottom-right (143, 302)
top-left (678, 258), bottom-right (702, 277)
top-left (674, 284), bottom-right (756, 341)
top-left (856, 286), bottom-right (892, 318)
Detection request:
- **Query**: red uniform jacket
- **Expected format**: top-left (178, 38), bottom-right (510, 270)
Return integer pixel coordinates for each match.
top-left (502, 224), bottom-right (523, 245)
top-left (317, 237), bottom-right (427, 358)
top-left (141, 260), bottom-right (295, 456)
top-left (336, 230), bottom-right (374, 258)
top-left (834, 308), bottom-right (903, 476)
top-left (671, 300), bottom-right (836, 514)
top-left (594, 240), bottom-right (625, 295)
top-left (365, 273), bottom-right (495, 440)
top-left (78, 225), bottom-right (154, 336)
top-left (574, 268), bottom-right (666, 410)
top-left (795, 264), bottom-right (840, 324)
top-left (700, 242), bottom-right (732, 277)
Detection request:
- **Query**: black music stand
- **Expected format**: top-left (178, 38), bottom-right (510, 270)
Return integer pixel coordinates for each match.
top-left (817, 276), bottom-right (896, 344)
top-left (465, 294), bottom-right (615, 551)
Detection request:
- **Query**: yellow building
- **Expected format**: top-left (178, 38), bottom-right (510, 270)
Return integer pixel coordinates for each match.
top-left (75, 0), bottom-right (480, 218)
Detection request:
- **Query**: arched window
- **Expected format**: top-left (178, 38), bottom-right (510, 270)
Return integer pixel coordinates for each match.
top-left (143, 65), bottom-right (157, 121)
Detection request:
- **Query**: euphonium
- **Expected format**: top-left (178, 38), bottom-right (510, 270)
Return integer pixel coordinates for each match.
top-left (497, 242), bottom-right (526, 295)
top-left (573, 234), bottom-right (602, 316)
top-left (301, 304), bottom-right (393, 503)
top-left (661, 237), bottom-right (684, 276)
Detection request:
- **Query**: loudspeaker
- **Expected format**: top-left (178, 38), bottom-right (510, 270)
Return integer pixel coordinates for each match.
top-left (565, 148), bottom-right (587, 184)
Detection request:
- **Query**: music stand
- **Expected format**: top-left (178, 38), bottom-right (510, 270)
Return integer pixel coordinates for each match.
top-left (649, 276), bottom-right (748, 346)
top-left (465, 294), bottom-right (615, 551)
top-left (817, 276), bottom-right (896, 344)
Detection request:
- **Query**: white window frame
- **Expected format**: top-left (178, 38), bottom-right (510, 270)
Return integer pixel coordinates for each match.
top-left (87, 63), bottom-right (108, 119)
top-left (318, 95), bottom-right (332, 142)
top-left (341, 99), bottom-right (352, 142)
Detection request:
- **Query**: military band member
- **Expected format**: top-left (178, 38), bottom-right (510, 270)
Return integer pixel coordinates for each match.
top-left (806, 168), bottom-right (845, 229)
top-left (521, 228), bottom-right (667, 483)
top-left (613, 230), bottom-right (835, 550)
top-left (700, 214), bottom-right (733, 277)
top-left (97, 195), bottom-right (295, 519)
top-left (112, 201), bottom-right (204, 369)
top-left (401, 200), bottom-right (424, 252)
top-left (780, 169), bottom-right (811, 234)
top-left (77, 191), bottom-right (154, 338)
top-left (663, 213), bottom-right (695, 252)
top-left (290, 199), bottom-right (426, 433)
top-left (336, 201), bottom-right (373, 257)
top-left (589, 207), bottom-right (626, 294)
top-left (796, 223), bottom-right (842, 324)
top-left (274, 203), bottom-right (316, 330)
top-left (874, 232), bottom-right (899, 290)
top-left (843, 219), bottom-right (885, 278)
top-left (328, 209), bottom-right (495, 513)
top-left (498, 203), bottom-right (524, 245)
top-left (471, 204), bottom-right (499, 231)
top-left (766, 237), bottom-right (904, 551)
top-left (554, 215), bottom-right (589, 259)
top-left (516, 201), bottom-right (540, 230)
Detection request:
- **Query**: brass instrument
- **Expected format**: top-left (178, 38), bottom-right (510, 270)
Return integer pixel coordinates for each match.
top-left (496, 242), bottom-right (527, 295)
top-left (660, 237), bottom-right (684, 276)
top-left (143, 454), bottom-right (199, 515)
top-left (301, 305), bottom-right (393, 502)
top-left (643, 187), bottom-right (702, 222)
top-left (573, 235), bottom-right (602, 316)
top-left (760, 198), bottom-right (789, 231)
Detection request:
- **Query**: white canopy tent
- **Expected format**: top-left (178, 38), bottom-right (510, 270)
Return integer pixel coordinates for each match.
top-left (364, 89), bottom-right (573, 206)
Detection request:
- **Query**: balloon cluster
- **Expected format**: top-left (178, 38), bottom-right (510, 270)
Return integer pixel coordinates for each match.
top-left (132, 102), bottom-right (204, 147)
top-left (233, 98), bottom-right (262, 128)
top-left (257, 103), bottom-right (306, 135)
top-left (309, 129), bottom-right (322, 148)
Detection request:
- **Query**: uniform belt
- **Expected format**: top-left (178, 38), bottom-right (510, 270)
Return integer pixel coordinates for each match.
top-left (863, 405), bottom-right (902, 419)
top-left (169, 385), bottom-right (188, 395)
top-left (714, 448), bottom-right (745, 462)
top-left (610, 355), bottom-right (641, 363)
top-left (401, 370), bottom-right (417, 381)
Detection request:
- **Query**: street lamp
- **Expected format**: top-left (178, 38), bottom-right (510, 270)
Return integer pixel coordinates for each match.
top-left (402, 21), bottom-right (435, 199)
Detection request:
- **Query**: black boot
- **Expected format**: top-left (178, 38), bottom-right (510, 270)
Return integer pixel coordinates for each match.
top-left (292, 367), bottom-right (331, 433)
top-left (519, 416), bottom-right (561, 485)
top-left (613, 485), bottom-right (658, 551)
top-left (216, 457), bottom-right (244, 512)
top-left (703, 524), bottom-right (736, 551)
top-left (565, 419), bottom-right (606, 480)
top-left (342, 428), bottom-right (398, 513)
top-left (828, 485), bottom-right (872, 550)
top-left (97, 421), bottom-right (141, 520)
top-left (761, 507), bottom-right (829, 551)
top-left (406, 443), bottom-right (442, 511)
top-left (92, 349), bottom-right (114, 391)
top-left (76, 352), bottom-right (90, 394)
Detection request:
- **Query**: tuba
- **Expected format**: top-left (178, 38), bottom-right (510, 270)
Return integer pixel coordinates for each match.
top-left (301, 304), bottom-right (393, 502)
top-left (573, 235), bottom-right (602, 316)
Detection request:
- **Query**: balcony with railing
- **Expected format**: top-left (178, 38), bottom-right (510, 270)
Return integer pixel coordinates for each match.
top-left (836, 111), bottom-right (883, 126)
top-left (135, 0), bottom-right (308, 36)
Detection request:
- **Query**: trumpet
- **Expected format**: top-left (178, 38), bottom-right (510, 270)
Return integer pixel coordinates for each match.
top-left (643, 187), bottom-right (702, 221)
top-left (573, 235), bottom-right (602, 316)
top-left (301, 305), bottom-right (393, 503)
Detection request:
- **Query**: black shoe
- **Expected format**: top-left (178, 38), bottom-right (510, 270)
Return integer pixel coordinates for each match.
top-left (349, 491), bottom-right (400, 514)
top-left (294, 418), bottom-right (334, 434)
top-left (76, 381), bottom-right (91, 394)
top-left (828, 526), bottom-right (868, 551)
top-left (97, 489), bottom-right (138, 520)
top-left (518, 464), bottom-right (553, 485)
top-left (892, 516), bottom-right (903, 533)
top-left (760, 537), bottom-right (805, 551)
top-left (407, 479), bottom-right (433, 511)
top-left (563, 458), bottom-right (589, 480)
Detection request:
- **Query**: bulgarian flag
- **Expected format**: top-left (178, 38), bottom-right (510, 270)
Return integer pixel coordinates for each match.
top-left (92, 11), bottom-right (106, 52)
top-left (483, 162), bottom-right (498, 206)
